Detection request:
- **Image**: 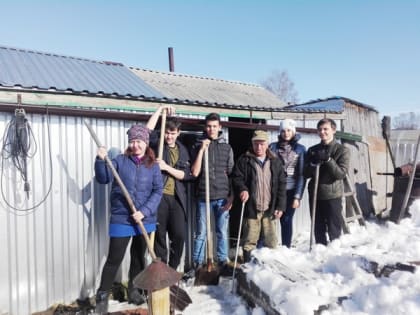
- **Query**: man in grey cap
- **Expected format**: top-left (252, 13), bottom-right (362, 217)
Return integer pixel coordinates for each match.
top-left (232, 130), bottom-right (287, 262)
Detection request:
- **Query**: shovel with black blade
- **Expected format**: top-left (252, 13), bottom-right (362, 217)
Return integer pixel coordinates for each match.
top-left (194, 147), bottom-right (221, 286)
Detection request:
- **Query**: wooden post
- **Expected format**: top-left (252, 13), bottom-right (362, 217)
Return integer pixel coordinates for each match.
top-left (149, 108), bottom-right (170, 315)
top-left (149, 287), bottom-right (170, 315)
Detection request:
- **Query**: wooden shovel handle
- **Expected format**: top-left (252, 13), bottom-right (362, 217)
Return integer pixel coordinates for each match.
top-left (158, 109), bottom-right (167, 160)
top-left (84, 120), bottom-right (157, 260)
top-left (204, 148), bottom-right (214, 261)
top-left (310, 163), bottom-right (320, 251)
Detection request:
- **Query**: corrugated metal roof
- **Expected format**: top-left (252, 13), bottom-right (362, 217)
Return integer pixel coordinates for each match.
top-left (129, 67), bottom-right (286, 109)
top-left (285, 96), bottom-right (378, 113)
top-left (1, 45), bottom-right (370, 114)
top-left (0, 45), bottom-right (163, 98)
top-left (284, 97), bottom-right (346, 112)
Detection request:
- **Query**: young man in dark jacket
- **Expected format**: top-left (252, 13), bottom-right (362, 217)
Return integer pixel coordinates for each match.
top-left (190, 113), bottom-right (234, 271)
top-left (304, 118), bottom-right (350, 245)
top-left (147, 105), bottom-right (193, 270)
top-left (232, 130), bottom-right (287, 262)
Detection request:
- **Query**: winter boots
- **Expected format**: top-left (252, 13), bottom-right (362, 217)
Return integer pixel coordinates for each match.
top-left (95, 290), bottom-right (109, 315)
top-left (111, 282), bottom-right (127, 303)
top-left (243, 250), bottom-right (251, 263)
top-left (182, 262), bottom-right (202, 281)
top-left (128, 281), bottom-right (146, 305)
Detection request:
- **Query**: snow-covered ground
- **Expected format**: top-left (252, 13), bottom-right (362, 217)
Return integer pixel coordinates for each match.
top-left (179, 200), bottom-right (420, 315)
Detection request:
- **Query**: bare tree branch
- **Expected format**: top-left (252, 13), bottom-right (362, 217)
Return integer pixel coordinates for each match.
top-left (393, 112), bottom-right (420, 130)
top-left (261, 70), bottom-right (299, 105)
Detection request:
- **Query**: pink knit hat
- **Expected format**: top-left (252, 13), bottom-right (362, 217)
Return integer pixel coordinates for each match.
top-left (127, 124), bottom-right (150, 144)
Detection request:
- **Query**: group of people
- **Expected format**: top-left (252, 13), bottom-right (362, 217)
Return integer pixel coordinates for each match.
top-left (93, 105), bottom-right (350, 313)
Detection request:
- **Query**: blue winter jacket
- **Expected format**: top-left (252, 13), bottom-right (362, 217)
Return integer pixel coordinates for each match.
top-left (94, 154), bottom-right (163, 227)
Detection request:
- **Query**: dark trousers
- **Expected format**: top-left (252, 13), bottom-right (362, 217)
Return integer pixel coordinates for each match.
top-left (310, 197), bottom-right (343, 245)
top-left (98, 235), bottom-right (147, 292)
top-left (154, 194), bottom-right (186, 269)
top-left (280, 189), bottom-right (296, 248)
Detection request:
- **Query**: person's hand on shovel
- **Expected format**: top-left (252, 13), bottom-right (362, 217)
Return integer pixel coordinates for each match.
top-left (156, 159), bottom-right (169, 171)
top-left (200, 139), bottom-right (211, 151)
top-left (159, 105), bottom-right (176, 116)
top-left (97, 146), bottom-right (107, 160)
top-left (273, 210), bottom-right (284, 219)
top-left (239, 190), bottom-right (249, 203)
top-left (132, 210), bottom-right (144, 224)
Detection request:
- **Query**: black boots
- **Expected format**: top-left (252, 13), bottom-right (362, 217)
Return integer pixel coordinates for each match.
top-left (243, 250), bottom-right (251, 263)
top-left (182, 262), bottom-right (202, 281)
top-left (95, 290), bottom-right (109, 315)
top-left (128, 281), bottom-right (146, 305)
top-left (111, 282), bottom-right (127, 302)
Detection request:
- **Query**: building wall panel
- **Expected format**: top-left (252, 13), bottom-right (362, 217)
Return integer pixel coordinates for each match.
top-left (0, 111), bottom-right (136, 314)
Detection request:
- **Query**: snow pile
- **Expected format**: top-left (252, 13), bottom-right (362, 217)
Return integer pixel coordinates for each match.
top-left (182, 200), bottom-right (420, 315)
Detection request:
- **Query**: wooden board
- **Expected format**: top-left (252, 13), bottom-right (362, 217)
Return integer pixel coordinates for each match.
top-left (366, 136), bottom-right (394, 214)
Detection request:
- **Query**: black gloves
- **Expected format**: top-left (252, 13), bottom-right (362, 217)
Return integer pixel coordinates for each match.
top-left (310, 147), bottom-right (330, 164)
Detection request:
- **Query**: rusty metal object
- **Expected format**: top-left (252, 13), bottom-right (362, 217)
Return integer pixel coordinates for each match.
top-left (170, 284), bottom-right (192, 311)
top-left (395, 162), bottom-right (420, 178)
top-left (133, 261), bottom-right (181, 291)
top-left (194, 264), bottom-right (221, 286)
top-left (389, 134), bottom-right (420, 223)
top-left (395, 163), bottom-right (420, 199)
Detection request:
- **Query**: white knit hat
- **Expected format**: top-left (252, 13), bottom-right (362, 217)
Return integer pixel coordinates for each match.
top-left (279, 119), bottom-right (296, 134)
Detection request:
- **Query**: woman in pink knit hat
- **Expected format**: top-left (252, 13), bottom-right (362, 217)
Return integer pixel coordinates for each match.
top-left (94, 124), bottom-right (163, 313)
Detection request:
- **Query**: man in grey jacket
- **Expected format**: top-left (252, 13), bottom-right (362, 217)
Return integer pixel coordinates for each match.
top-left (304, 118), bottom-right (350, 245)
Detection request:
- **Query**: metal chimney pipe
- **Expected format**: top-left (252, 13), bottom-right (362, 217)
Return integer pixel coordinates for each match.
top-left (168, 47), bottom-right (174, 72)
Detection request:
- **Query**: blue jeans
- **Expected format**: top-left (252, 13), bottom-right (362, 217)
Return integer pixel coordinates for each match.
top-left (280, 189), bottom-right (297, 248)
top-left (193, 198), bottom-right (229, 264)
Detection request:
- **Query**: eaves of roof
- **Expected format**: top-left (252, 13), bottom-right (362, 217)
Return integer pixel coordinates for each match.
top-left (285, 96), bottom-right (378, 113)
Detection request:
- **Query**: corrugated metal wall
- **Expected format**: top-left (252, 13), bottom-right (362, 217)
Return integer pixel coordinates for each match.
top-left (0, 111), bottom-right (135, 315)
top-left (289, 133), bottom-right (318, 241)
top-left (392, 141), bottom-right (418, 166)
top-left (390, 130), bottom-right (420, 167)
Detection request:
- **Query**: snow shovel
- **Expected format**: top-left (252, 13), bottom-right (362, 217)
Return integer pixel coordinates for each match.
top-left (84, 121), bottom-right (180, 315)
top-left (309, 163), bottom-right (320, 251)
top-left (231, 201), bottom-right (246, 293)
top-left (149, 109), bottom-right (192, 312)
top-left (194, 148), bottom-right (220, 285)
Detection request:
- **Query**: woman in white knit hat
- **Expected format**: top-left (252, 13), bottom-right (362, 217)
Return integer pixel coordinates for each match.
top-left (269, 119), bottom-right (306, 247)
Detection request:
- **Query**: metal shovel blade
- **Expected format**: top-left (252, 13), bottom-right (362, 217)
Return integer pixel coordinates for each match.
top-left (194, 260), bottom-right (220, 286)
top-left (133, 259), bottom-right (181, 291)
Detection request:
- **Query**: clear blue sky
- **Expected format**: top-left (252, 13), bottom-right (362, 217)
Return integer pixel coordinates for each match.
top-left (1, 0), bottom-right (419, 117)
